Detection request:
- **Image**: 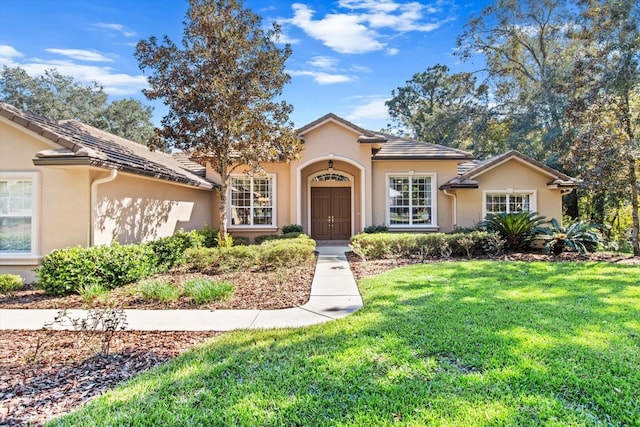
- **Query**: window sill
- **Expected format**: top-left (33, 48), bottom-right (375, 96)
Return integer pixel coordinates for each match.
top-left (387, 226), bottom-right (440, 232)
top-left (0, 254), bottom-right (42, 265)
top-left (228, 226), bottom-right (278, 231)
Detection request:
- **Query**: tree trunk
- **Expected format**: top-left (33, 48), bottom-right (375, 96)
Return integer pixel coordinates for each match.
top-left (218, 170), bottom-right (230, 247)
top-left (629, 155), bottom-right (640, 256)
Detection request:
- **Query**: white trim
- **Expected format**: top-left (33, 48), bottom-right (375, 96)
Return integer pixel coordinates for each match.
top-left (296, 156), bottom-right (366, 233)
top-left (228, 173), bottom-right (277, 229)
top-left (0, 171), bottom-right (40, 259)
top-left (482, 189), bottom-right (537, 218)
top-left (385, 172), bottom-right (438, 228)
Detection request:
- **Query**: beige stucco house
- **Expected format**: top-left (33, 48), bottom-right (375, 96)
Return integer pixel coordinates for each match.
top-left (1, 104), bottom-right (578, 281)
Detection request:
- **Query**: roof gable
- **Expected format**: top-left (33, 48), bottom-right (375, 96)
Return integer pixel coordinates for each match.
top-left (0, 101), bottom-right (215, 189)
top-left (296, 113), bottom-right (379, 139)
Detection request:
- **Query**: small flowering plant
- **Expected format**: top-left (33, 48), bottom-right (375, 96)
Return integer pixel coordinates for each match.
top-left (538, 218), bottom-right (602, 255)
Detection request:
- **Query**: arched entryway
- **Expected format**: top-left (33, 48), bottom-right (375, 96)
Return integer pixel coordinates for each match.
top-left (309, 171), bottom-right (352, 240)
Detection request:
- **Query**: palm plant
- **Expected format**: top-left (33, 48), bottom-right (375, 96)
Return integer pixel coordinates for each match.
top-left (537, 218), bottom-right (602, 255)
top-left (480, 212), bottom-right (548, 251)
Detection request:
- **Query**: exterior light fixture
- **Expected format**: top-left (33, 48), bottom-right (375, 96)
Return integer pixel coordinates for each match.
top-left (328, 159), bottom-right (334, 170)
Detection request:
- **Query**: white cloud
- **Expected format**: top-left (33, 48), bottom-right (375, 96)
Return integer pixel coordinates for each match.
top-left (345, 97), bottom-right (390, 123)
top-left (289, 70), bottom-right (354, 84)
top-left (46, 48), bottom-right (114, 62)
top-left (386, 47), bottom-right (400, 56)
top-left (290, 4), bottom-right (384, 54)
top-left (0, 45), bottom-right (147, 96)
top-left (288, 2), bottom-right (448, 55)
top-left (0, 45), bottom-right (24, 59)
top-left (94, 23), bottom-right (136, 38)
top-left (308, 56), bottom-right (338, 70)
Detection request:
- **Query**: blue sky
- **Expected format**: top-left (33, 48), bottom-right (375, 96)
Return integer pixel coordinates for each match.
top-left (0, 0), bottom-right (489, 131)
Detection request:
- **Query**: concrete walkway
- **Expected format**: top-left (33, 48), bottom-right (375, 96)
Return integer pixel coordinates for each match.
top-left (0, 246), bottom-right (363, 332)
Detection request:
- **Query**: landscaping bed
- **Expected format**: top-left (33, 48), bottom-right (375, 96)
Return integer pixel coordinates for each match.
top-left (0, 259), bottom-right (316, 311)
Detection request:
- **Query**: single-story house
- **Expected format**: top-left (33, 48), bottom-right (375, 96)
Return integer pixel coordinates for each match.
top-left (1, 103), bottom-right (578, 281)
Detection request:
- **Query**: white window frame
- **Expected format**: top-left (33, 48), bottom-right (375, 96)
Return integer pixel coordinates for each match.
top-left (228, 174), bottom-right (277, 229)
top-left (0, 171), bottom-right (40, 261)
top-left (385, 172), bottom-right (438, 228)
top-left (482, 189), bottom-right (537, 218)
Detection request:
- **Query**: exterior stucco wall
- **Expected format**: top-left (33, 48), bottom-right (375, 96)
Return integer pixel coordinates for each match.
top-left (94, 172), bottom-right (213, 246)
top-left (1, 119), bottom-right (91, 282)
top-left (291, 122), bottom-right (373, 234)
top-left (371, 159), bottom-right (460, 232)
top-left (456, 159), bottom-right (564, 228)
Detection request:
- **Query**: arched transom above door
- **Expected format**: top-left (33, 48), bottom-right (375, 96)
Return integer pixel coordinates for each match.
top-left (311, 172), bottom-right (351, 182)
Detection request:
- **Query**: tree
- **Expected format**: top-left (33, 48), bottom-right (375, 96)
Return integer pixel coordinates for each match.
top-left (564, 0), bottom-right (640, 255)
top-left (386, 64), bottom-right (491, 153)
top-left (135, 0), bottom-right (301, 245)
top-left (0, 66), bottom-right (155, 146)
top-left (456, 0), bottom-right (576, 165)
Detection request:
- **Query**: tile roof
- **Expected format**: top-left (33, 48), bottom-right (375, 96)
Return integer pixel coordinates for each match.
top-left (0, 102), bottom-right (215, 189)
top-left (371, 134), bottom-right (474, 161)
top-left (441, 150), bottom-right (580, 189)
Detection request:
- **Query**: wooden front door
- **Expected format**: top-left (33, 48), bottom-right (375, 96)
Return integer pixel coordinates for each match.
top-left (311, 187), bottom-right (351, 240)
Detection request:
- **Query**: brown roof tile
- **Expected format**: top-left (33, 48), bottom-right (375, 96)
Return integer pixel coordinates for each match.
top-left (0, 102), bottom-right (216, 189)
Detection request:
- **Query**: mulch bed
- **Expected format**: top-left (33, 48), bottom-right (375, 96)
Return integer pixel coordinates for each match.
top-left (1, 251), bottom-right (637, 425)
top-left (0, 259), bottom-right (316, 311)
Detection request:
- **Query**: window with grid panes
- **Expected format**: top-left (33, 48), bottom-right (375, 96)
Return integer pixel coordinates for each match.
top-left (229, 176), bottom-right (274, 226)
top-left (388, 175), bottom-right (433, 226)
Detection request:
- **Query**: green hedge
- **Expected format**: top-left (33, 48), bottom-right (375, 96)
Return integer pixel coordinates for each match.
top-left (149, 230), bottom-right (204, 270)
top-left (185, 235), bottom-right (316, 272)
top-left (0, 274), bottom-right (23, 294)
top-left (37, 243), bottom-right (157, 296)
top-left (349, 231), bottom-right (503, 260)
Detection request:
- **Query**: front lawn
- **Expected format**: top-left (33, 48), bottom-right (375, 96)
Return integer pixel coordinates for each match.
top-left (51, 261), bottom-right (640, 426)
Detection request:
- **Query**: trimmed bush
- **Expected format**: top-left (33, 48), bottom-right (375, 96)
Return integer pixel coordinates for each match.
top-left (281, 232), bottom-right (302, 239)
top-left (254, 234), bottom-right (279, 245)
top-left (281, 224), bottom-right (304, 234)
top-left (37, 243), bottom-right (156, 296)
top-left (259, 237), bottom-right (316, 269)
top-left (183, 278), bottom-right (234, 304)
top-left (363, 224), bottom-right (389, 234)
top-left (349, 231), bottom-right (503, 260)
top-left (218, 245), bottom-right (260, 272)
top-left (232, 236), bottom-right (250, 246)
top-left (184, 247), bottom-right (223, 270)
top-left (149, 230), bottom-right (204, 270)
top-left (0, 274), bottom-right (23, 295)
top-left (197, 224), bottom-right (219, 248)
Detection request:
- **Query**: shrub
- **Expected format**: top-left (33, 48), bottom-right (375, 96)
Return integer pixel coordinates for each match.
top-left (538, 218), bottom-right (602, 255)
top-left (197, 224), bottom-right (219, 248)
top-left (136, 279), bottom-right (181, 302)
top-left (37, 243), bottom-right (157, 296)
top-left (149, 230), bottom-right (204, 270)
top-left (480, 212), bottom-right (548, 251)
top-left (184, 247), bottom-right (223, 270)
top-left (0, 274), bottom-right (23, 295)
top-left (183, 278), bottom-right (234, 304)
top-left (218, 245), bottom-right (260, 272)
top-left (281, 232), bottom-right (302, 239)
top-left (350, 231), bottom-right (504, 260)
top-left (363, 224), bottom-right (389, 234)
top-left (254, 234), bottom-right (279, 245)
top-left (259, 238), bottom-right (316, 269)
top-left (281, 224), bottom-right (304, 234)
top-left (232, 235), bottom-right (250, 246)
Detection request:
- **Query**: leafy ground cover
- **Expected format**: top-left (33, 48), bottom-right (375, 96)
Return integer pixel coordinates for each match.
top-left (48, 260), bottom-right (639, 426)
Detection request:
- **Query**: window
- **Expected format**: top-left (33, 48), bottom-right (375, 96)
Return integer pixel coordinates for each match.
top-left (229, 175), bottom-right (275, 227)
top-left (0, 172), bottom-right (39, 256)
top-left (387, 174), bottom-right (436, 227)
top-left (485, 192), bottom-right (533, 214)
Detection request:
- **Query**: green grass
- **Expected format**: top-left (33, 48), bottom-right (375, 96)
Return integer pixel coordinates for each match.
top-left (182, 278), bottom-right (234, 304)
top-left (50, 261), bottom-right (640, 426)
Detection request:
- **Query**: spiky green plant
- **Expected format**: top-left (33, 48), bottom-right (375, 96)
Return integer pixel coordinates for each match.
top-left (538, 218), bottom-right (602, 255)
top-left (480, 212), bottom-right (548, 251)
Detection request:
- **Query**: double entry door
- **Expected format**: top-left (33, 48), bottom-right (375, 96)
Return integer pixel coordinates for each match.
top-left (311, 187), bottom-right (351, 240)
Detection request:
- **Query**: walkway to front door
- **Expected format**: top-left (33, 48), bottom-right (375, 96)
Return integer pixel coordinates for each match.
top-left (311, 187), bottom-right (351, 240)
